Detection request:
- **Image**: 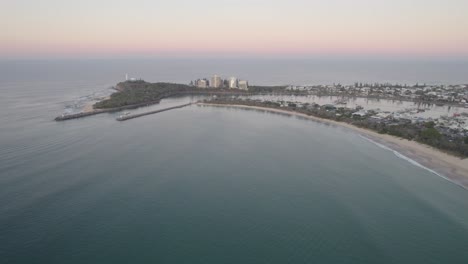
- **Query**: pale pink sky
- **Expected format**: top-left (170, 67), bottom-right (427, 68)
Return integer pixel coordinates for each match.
top-left (2, 0), bottom-right (468, 59)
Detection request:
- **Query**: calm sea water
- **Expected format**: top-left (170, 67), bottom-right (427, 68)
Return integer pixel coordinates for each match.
top-left (1, 59), bottom-right (468, 263)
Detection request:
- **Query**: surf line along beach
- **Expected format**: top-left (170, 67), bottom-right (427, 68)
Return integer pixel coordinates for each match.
top-left (198, 102), bottom-right (468, 190)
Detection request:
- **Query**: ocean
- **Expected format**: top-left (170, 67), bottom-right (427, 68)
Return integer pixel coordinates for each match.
top-left (1, 59), bottom-right (468, 263)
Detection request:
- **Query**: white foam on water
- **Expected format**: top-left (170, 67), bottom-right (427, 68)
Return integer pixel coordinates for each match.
top-left (358, 135), bottom-right (460, 187)
top-left (62, 87), bottom-right (114, 114)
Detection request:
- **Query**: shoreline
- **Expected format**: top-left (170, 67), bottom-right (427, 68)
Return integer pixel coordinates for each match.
top-left (198, 102), bottom-right (468, 190)
top-left (83, 96), bottom-right (111, 113)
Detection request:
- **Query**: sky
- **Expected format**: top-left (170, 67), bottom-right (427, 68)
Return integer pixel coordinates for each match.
top-left (2, 0), bottom-right (468, 59)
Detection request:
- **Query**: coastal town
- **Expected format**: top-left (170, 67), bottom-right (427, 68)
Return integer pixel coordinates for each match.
top-left (287, 83), bottom-right (468, 107)
top-left (246, 96), bottom-right (468, 139)
top-left (183, 77), bottom-right (468, 147)
top-left (284, 83), bottom-right (468, 145)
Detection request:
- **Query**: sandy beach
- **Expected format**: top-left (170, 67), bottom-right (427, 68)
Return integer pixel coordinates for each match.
top-left (82, 96), bottom-right (110, 113)
top-left (199, 103), bottom-right (468, 189)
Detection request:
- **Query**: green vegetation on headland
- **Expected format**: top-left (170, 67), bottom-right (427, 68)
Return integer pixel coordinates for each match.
top-left (55, 81), bottom-right (287, 120)
top-left (203, 98), bottom-right (468, 158)
top-left (94, 81), bottom-right (193, 108)
top-left (93, 81), bottom-right (281, 109)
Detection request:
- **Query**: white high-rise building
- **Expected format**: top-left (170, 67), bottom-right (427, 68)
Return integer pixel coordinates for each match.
top-left (229, 77), bottom-right (238, 89)
top-left (210, 75), bottom-right (223, 88)
top-left (238, 80), bottom-right (249, 90)
top-left (197, 79), bottom-right (209, 88)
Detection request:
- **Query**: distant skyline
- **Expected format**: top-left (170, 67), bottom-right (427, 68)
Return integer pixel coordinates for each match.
top-left (2, 0), bottom-right (468, 59)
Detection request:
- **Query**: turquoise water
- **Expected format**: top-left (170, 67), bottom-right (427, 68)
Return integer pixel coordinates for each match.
top-left (1, 60), bottom-right (468, 263)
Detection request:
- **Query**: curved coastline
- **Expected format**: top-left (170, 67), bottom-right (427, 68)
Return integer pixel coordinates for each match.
top-left (198, 102), bottom-right (468, 190)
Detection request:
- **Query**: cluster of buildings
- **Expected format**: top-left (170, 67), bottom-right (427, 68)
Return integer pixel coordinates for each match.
top-left (191, 75), bottom-right (249, 90)
top-left (367, 110), bottom-right (468, 138)
top-left (259, 98), bottom-right (468, 138)
top-left (287, 83), bottom-right (468, 106)
top-left (324, 103), bottom-right (468, 138)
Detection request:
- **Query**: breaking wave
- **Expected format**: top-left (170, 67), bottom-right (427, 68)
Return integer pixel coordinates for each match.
top-left (359, 135), bottom-right (459, 187)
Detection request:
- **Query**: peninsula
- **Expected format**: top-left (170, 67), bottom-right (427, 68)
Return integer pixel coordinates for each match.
top-left (55, 79), bottom-right (286, 121)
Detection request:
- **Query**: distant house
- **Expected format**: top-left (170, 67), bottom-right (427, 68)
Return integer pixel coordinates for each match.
top-left (369, 116), bottom-right (383, 122)
top-left (306, 103), bottom-right (319, 110)
top-left (322, 104), bottom-right (336, 111)
top-left (352, 110), bottom-right (368, 118)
